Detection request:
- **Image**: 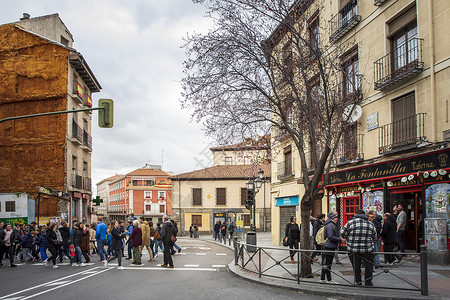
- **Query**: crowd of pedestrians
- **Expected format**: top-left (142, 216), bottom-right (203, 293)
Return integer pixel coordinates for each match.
top-left (284, 204), bottom-right (408, 286)
top-left (0, 213), bottom-right (181, 270)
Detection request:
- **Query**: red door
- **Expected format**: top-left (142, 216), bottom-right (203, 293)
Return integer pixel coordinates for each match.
top-left (343, 196), bottom-right (361, 225)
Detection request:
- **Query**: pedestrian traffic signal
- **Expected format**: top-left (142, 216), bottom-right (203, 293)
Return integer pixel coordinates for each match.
top-left (98, 99), bottom-right (114, 128)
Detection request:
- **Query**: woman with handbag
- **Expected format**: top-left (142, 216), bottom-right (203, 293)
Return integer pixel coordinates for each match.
top-left (107, 220), bottom-right (125, 269)
top-left (46, 223), bottom-right (61, 269)
top-left (284, 216), bottom-right (300, 263)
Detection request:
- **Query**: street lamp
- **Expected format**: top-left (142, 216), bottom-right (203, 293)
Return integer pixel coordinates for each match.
top-left (245, 169), bottom-right (264, 251)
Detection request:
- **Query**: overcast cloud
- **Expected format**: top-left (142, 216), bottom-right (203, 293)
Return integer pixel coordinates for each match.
top-left (0, 0), bottom-right (215, 191)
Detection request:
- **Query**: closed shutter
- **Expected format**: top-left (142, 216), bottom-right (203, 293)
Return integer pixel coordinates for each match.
top-left (217, 188), bottom-right (226, 205)
top-left (387, 6), bottom-right (416, 38)
top-left (241, 188), bottom-right (247, 205)
top-left (392, 92), bottom-right (416, 146)
top-left (193, 188), bottom-right (202, 206)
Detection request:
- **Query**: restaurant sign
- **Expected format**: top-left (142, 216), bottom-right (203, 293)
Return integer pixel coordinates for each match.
top-left (328, 149), bottom-right (450, 185)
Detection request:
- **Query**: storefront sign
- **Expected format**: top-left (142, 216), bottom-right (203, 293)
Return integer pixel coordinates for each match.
top-left (275, 196), bottom-right (299, 207)
top-left (328, 149), bottom-right (450, 185)
top-left (72, 192), bottom-right (82, 198)
top-left (38, 186), bottom-right (70, 200)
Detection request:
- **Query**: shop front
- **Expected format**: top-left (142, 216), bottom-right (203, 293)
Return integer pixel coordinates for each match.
top-left (326, 148), bottom-right (450, 253)
top-left (275, 195), bottom-right (299, 242)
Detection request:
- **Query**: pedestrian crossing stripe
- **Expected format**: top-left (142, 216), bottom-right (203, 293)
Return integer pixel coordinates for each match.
top-left (216, 253), bottom-right (227, 256)
top-left (184, 264), bottom-right (199, 267)
top-left (125, 267), bottom-right (217, 271)
top-left (196, 253), bottom-right (206, 256)
top-left (46, 281), bottom-right (71, 286)
top-left (212, 265), bottom-right (226, 268)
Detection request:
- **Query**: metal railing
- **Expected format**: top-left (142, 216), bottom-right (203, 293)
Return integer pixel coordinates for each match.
top-left (71, 121), bottom-right (83, 143)
top-left (379, 113), bottom-right (426, 154)
top-left (334, 134), bottom-right (364, 164)
top-left (374, 0), bottom-right (387, 5)
top-left (83, 177), bottom-right (91, 191)
top-left (329, 0), bottom-right (361, 43)
top-left (374, 38), bottom-right (424, 90)
top-left (233, 239), bottom-right (428, 296)
top-left (83, 131), bottom-right (92, 150)
top-left (72, 174), bottom-right (83, 189)
top-left (277, 158), bottom-right (294, 180)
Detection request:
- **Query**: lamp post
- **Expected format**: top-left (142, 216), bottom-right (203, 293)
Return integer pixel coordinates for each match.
top-left (245, 169), bottom-right (264, 251)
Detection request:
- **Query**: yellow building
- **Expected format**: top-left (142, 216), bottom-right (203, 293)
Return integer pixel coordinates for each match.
top-left (270, 0), bottom-right (450, 256)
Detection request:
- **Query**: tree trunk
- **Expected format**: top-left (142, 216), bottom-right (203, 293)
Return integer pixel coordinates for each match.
top-left (299, 194), bottom-right (313, 278)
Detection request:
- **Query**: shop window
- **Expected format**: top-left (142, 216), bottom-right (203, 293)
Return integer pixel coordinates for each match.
top-left (216, 188), bottom-right (226, 205)
top-left (192, 215), bottom-right (202, 227)
top-left (343, 197), bottom-right (360, 224)
top-left (5, 201), bottom-right (15, 212)
top-left (193, 188), bottom-right (202, 206)
top-left (243, 214), bottom-right (251, 226)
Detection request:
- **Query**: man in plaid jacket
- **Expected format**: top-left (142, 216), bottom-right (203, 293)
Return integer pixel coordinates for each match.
top-left (341, 210), bottom-right (377, 286)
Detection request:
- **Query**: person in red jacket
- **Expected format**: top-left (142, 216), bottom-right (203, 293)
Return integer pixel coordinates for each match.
top-left (128, 220), bottom-right (142, 265)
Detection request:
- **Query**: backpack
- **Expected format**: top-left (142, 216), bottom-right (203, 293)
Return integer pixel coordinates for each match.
top-left (315, 225), bottom-right (327, 245)
top-left (154, 230), bottom-right (160, 240)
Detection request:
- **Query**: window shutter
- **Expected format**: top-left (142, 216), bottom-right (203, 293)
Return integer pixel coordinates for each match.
top-left (193, 188), bottom-right (202, 205)
top-left (217, 188), bottom-right (226, 205)
top-left (241, 188), bottom-right (247, 205)
top-left (387, 6), bottom-right (416, 38)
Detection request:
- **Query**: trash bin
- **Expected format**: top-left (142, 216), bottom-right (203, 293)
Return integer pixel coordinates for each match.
top-left (246, 231), bottom-right (257, 253)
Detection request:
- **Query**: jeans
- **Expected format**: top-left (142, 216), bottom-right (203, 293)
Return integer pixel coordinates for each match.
top-left (39, 247), bottom-right (48, 261)
top-left (96, 239), bottom-right (108, 261)
top-left (349, 252), bottom-right (374, 286)
top-left (373, 240), bottom-right (380, 267)
top-left (396, 230), bottom-right (405, 254)
top-left (74, 246), bottom-right (83, 264)
top-left (154, 240), bottom-right (164, 254)
top-left (383, 243), bottom-right (396, 263)
top-left (59, 248), bottom-right (71, 263)
top-left (321, 249), bottom-right (335, 281)
top-left (127, 241), bottom-right (132, 259)
top-left (23, 248), bottom-right (33, 262)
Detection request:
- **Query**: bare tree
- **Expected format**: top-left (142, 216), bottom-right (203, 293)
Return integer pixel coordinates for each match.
top-left (182, 0), bottom-right (363, 277)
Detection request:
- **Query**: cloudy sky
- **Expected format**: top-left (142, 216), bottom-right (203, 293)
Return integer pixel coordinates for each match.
top-left (0, 0), bottom-right (216, 190)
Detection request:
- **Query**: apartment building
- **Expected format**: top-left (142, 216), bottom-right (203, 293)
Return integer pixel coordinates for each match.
top-left (269, 0), bottom-right (450, 259)
top-left (0, 14), bottom-right (101, 224)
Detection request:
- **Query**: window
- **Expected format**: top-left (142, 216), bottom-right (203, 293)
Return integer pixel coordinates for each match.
top-left (308, 13), bottom-right (320, 52)
top-left (342, 48), bottom-right (359, 97)
top-left (145, 191), bottom-right (152, 199)
top-left (5, 201), bottom-right (15, 212)
top-left (388, 7), bottom-right (417, 73)
top-left (159, 203), bottom-right (165, 214)
top-left (61, 36), bottom-right (69, 47)
top-left (192, 215), bottom-right (202, 227)
top-left (284, 145), bottom-right (292, 176)
top-left (225, 157), bottom-right (232, 165)
top-left (72, 156), bottom-right (77, 188)
top-left (216, 188), bottom-right (226, 205)
top-left (241, 188), bottom-right (248, 206)
top-left (340, 0), bottom-right (358, 26)
top-left (244, 156), bottom-right (252, 165)
top-left (72, 72), bottom-right (78, 95)
top-left (158, 191), bottom-right (166, 200)
top-left (392, 92), bottom-right (416, 146)
top-left (193, 188), bottom-right (202, 206)
top-left (281, 41), bottom-right (293, 82)
top-left (144, 201), bottom-right (152, 213)
top-left (72, 200), bottom-right (79, 217)
top-left (243, 215), bottom-right (251, 227)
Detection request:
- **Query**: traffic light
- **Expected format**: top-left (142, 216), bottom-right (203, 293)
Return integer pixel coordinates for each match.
top-left (246, 189), bottom-right (254, 206)
top-left (98, 99), bottom-right (114, 128)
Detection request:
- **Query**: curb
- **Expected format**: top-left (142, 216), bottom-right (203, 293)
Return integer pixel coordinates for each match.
top-left (227, 260), bottom-right (442, 300)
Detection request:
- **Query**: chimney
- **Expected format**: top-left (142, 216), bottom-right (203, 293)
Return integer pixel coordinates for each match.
top-left (20, 13), bottom-right (30, 20)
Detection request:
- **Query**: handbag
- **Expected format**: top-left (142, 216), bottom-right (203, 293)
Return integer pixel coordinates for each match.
top-left (283, 226), bottom-right (291, 246)
top-left (170, 235), bottom-right (177, 243)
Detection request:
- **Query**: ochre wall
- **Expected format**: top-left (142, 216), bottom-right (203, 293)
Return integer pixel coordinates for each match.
top-left (0, 24), bottom-right (69, 215)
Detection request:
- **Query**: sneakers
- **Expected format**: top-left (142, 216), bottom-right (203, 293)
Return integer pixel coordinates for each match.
top-left (80, 263), bottom-right (86, 267)
top-left (73, 263), bottom-right (80, 267)
top-left (44, 259), bottom-right (48, 267)
top-left (178, 249), bottom-right (181, 253)
top-left (53, 265), bottom-right (59, 269)
top-left (11, 264), bottom-right (17, 268)
top-left (117, 266), bottom-right (126, 270)
top-left (104, 260), bottom-right (108, 267)
top-left (319, 279), bottom-right (326, 283)
top-left (328, 280), bottom-right (339, 284)
top-left (154, 253), bottom-right (158, 259)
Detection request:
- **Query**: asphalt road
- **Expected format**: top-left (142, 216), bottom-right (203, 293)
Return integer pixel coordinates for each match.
top-left (0, 238), bottom-right (326, 300)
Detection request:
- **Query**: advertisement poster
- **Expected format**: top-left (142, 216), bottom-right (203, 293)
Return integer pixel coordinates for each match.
top-left (425, 183), bottom-right (450, 218)
top-left (362, 190), bottom-right (384, 216)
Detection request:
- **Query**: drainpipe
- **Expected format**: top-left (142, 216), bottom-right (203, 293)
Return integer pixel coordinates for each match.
top-left (428, 0), bottom-right (436, 141)
top-left (178, 180), bottom-right (182, 236)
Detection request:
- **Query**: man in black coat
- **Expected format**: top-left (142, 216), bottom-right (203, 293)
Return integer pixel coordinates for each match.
top-left (381, 213), bottom-right (397, 264)
top-left (159, 215), bottom-right (176, 268)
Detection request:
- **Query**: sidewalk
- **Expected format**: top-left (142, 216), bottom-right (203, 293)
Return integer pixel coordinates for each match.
top-left (200, 232), bottom-right (450, 300)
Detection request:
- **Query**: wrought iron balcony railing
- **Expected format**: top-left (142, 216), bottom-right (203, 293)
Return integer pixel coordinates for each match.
top-left (277, 158), bottom-right (294, 180)
top-left (72, 174), bottom-right (83, 189)
top-left (83, 131), bottom-right (92, 150)
top-left (83, 177), bottom-right (92, 191)
top-left (329, 0), bottom-right (361, 43)
top-left (334, 134), bottom-right (364, 164)
top-left (374, 0), bottom-right (388, 5)
top-left (374, 38), bottom-right (424, 90)
top-left (379, 113), bottom-right (426, 155)
top-left (71, 121), bottom-right (83, 144)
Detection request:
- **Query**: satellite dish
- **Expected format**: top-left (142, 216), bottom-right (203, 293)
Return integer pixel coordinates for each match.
top-left (342, 104), bottom-right (362, 123)
top-left (311, 86), bottom-right (325, 101)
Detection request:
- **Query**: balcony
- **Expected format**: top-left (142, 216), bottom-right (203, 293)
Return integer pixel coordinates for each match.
top-left (374, 0), bottom-right (387, 5)
top-left (71, 121), bottom-right (83, 144)
top-left (82, 131), bottom-right (92, 151)
top-left (334, 134), bottom-right (364, 165)
top-left (83, 177), bottom-right (92, 192)
top-left (379, 113), bottom-right (426, 155)
top-left (374, 38), bottom-right (424, 90)
top-left (277, 158), bottom-right (294, 180)
top-left (71, 174), bottom-right (83, 189)
top-left (329, 1), bottom-right (361, 43)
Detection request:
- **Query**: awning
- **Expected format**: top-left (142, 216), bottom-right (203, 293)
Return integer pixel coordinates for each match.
top-left (275, 195), bottom-right (299, 207)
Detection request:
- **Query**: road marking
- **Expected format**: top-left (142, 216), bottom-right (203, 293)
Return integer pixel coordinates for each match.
top-left (184, 264), bottom-right (199, 267)
top-left (1, 297), bottom-right (25, 300)
top-left (176, 253), bottom-right (186, 255)
top-left (198, 247), bottom-right (211, 250)
top-left (125, 267), bottom-right (217, 271)
top-left (0, 267), bottom-right (100, 300)
top-left (46, 281), bottom-right (71, 286)
top-left (212, 265), bottom-right (226, 268)
top-left (216, 253), bottom-right (227, 256)
top-left (196, 253), bottom-right (206, 256)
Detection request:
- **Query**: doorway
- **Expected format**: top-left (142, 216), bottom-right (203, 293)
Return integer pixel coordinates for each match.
top-left (342, 196), bottom-right (361, 225)
top-left (389, 190), bottom-right (422, 251)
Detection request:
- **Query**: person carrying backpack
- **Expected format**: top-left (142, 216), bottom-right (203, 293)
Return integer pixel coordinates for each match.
top-left (320, 212), bottom-right (345, 284)
top-left (311, 214), bottom-right (325, 262)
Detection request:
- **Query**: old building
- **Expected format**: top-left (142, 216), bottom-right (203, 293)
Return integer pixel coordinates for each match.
top-left (269, 0), bottom-right (450, 259)
top-left (0, 14), bottom-right (101, 224)
top-left (94, 174), bottom-right (123, 224)
top-left (105, 165), bottom-right (173, 224)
